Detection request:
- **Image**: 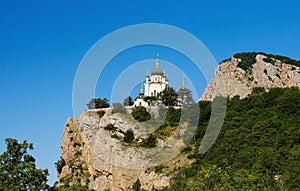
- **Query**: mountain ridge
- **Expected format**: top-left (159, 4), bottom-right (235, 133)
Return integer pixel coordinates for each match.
top-left (201, 52), bottom-right (300, 100)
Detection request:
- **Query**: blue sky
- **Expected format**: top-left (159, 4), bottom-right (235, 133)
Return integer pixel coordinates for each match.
top-left (1, 0), bottom-right (300, 185)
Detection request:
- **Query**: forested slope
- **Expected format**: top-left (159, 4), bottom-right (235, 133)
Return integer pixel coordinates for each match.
top-left (162, 87), bottom-right (300, 190)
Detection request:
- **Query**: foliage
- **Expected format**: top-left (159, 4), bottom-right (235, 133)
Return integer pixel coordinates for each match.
top-left (0, 138), bottom-right (49, 191)
top-left (124, 129), bottom-right (135, 143)
top-left (132, 178), bottom-right (141, 191)
top-left (177, 87), bottom-right (194, 106)
top-left (266, 54), bottom-right (300, 67)
top-left (234, 52), bottom-right (262, 70)
top-left (165, 107), bottom-right (181, 127)
top-left (112, 102), bottom-right (127, 113)
top-left (144, 96), bottom-right (158, 103)
top-left (52, 183), bottom-right (95, 191)
top-left (55, 157), bottom-right (66, 174)
top-left (159, 87), bottom-right (178, 106)
top-left (87, 98), bottom-right (110, 109)
top-left (131, 106), bottom-right (151, 122)
top-left (234, 52), bottom-right (300, 71)
top-left (104, 124), bottom-right (117, 132)
top-left (160, 87), bottom-right (300, 190)
top-left (141, 134), bottom-right (157, 148)
top-left (252, 87), bottom-right (266, 95)
top-left (96, 110), bottom-right (105, 118)
top-left (123, 96), bottom-right (134, 106)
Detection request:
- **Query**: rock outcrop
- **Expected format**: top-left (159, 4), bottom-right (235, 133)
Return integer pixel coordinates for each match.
top-left (57, 109), bottom-right (191, 191)
top-left (201, 53), bottom-right (300, 100)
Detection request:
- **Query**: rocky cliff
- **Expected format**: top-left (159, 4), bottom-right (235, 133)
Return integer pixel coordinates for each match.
top-left (56, 109), bottom-right (192, 191)
top-left (57, 52), bottom-right (300, 190)
top-left (201, 52), bottom-right (300, 100)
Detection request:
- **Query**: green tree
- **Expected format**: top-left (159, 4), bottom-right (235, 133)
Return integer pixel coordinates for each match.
top-left (165, 107), bottom-right (181, 127)
top-left (123, 96), bottom-right (134, 106)
top-left (124, 129), bottom-right (135, 143)
top-left (177, 87), bottom-right (194, 106)
top-left (132, 178), bottom-right (141, 191)
top-left (87, 98), bottom-right (110, 109)
top-left (142, 134), bottom-right (157, 148)
top-left (55, 157), bottom-right (66, 174)
top-left (0, 138), bottom-right (49, 191)
top-left (159, 87), bottom-right (178, 106)
top-left (131, 106), bottom-right (151, 122)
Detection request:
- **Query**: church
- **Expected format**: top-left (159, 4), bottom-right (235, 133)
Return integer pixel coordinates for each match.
top-left (133, 55), bottom-right (168, 107)
top-left (133, 55), bottom-right (193, 107)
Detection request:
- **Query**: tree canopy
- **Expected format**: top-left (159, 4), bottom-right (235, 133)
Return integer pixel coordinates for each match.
top-left (159, 87), bottom-right (178, 106)
top-left (160, 87), bottom-right (300, 190)
top-left (87, 98), bottom-right (110, 109)
top-left (0, 138), bottom-right (49, 191)
top-left (123, 96), bottom-right (134, 106)
top-left (131, 106), bottom-right (151, 122)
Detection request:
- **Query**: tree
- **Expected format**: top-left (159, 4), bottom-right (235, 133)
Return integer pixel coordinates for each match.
top-left (0, 138), bottom-right (49, 191)
top-left (132, 178), bottom-right (141, 191)
top-left (123, 96), bottom-right (134, 106)
top-left (177, 87), bottom-right (194, 106)
top-left (87, 98), bottom-right (110, 109)
top-left (124, 129), bottom-right (135, 143)
top-left (131, 106), bottom-right (151, 122)
top-left (142, 134), bottom-right (157, 148)
top-left (159, 87), bottom-right (178, 106)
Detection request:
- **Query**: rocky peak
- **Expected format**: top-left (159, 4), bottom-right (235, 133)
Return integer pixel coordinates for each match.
top-left (201, 52), bottom-right (300, 100)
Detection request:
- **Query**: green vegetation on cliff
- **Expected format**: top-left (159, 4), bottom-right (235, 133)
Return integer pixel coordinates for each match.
top-left (161, 87), bottom-right (300, 190)
top-left (229, 52), bottom-right (300, 71)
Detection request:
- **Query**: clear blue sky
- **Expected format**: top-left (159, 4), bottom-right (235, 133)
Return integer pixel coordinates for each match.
top-left (1, 0), bottom-right (299, 185)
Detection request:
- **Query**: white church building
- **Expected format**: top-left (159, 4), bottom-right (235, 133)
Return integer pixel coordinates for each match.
top-left (134, 55), bottom-right (168, 107)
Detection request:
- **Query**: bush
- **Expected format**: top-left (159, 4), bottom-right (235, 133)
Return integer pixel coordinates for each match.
top-left (132, 178), bottom-right (141, 191)
top-left (165, 107), bottom-right (181, 127)
top-left (131, 106), bottom-right (151, 122)
top-left (124, 129), bottom-right (134, 143)
top-left (234, 52), bottom-right (260, 70)
top-left (123, 96), bottom-right (134, 106)
top-left (55, 157), bottom-right (66, 174)
top-left (87, 98), bottom-right (109, 109)
top-left (96, 110), bottom-right (105, 118)
top-left (104, 124), bottom-right (117, 132)
top-left (142, 134), bottom-right (157, 148)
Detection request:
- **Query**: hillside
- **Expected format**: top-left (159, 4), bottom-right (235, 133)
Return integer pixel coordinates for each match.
top-left (201, 52), bottom-right (300, 100)
top-left (161, 87), bottom-right (300, 190)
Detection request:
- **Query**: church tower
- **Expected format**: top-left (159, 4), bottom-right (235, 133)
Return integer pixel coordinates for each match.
top-left (144, 54), bottom-right (169, 97)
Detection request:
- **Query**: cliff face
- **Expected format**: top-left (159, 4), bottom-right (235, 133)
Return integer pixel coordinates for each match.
top-left (57, 110), bottom-right (191, 191)
top-left (201, 53), bottom-right (300, 100)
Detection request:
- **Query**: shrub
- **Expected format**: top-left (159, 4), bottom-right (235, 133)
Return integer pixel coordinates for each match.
top-left (124, 129), bottom-right (134, 143)
top-left (87, 98), bottom-right (110, 109)
top-left (55, 157), bottom-right (66, 174)
top-left (131, 106), bottom-right (151, 122)
top-left (132, 178), bottom-right (141, 191)
top-left (234, 52), bottom-right (260, 70)
top-left (142, 134), bottom-right (157, 148)
top-left (96, 110), bottom-right (105, 118)
top-left (104, 124), bottom-right (117, 132)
